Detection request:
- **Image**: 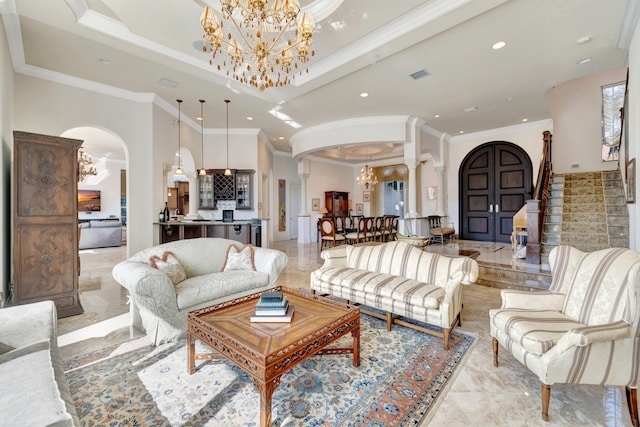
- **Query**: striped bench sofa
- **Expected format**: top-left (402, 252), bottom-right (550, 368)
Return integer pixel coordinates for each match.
top-left (311, 241), bottom-right (479, 350)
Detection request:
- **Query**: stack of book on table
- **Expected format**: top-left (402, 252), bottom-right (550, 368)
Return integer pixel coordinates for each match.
top-left (250, 290), bottom-right (295, 323)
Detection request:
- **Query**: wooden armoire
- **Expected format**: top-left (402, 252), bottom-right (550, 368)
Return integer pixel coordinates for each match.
top-left (12, 131), bottom-right (84, 317)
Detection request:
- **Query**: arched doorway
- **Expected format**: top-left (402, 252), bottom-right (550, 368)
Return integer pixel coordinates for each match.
top-left (459, 141), bottom-right (533, 242)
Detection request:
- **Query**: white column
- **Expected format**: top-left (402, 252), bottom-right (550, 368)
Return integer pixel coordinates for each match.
top-left (406, 159), bottom-right (419, 218)
top-left (184, 173), bottom-right (201, 220)
top-left (435, 165), bottom-right (445, 215)
top-left (297, 159), bottom-right (311, 243)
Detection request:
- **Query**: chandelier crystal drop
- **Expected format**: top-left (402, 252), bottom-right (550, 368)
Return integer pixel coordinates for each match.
top-left (77, 148), bottom-right (97, 182)
top-left (200, 1), bottom-right (316, 91)
top-left (356, 164), bottom-right (378, 190)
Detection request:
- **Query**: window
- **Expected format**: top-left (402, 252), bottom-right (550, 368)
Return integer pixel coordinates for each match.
top-left (384, 181), bottom-right (405, 218)
top-left (601, 81), bottom-right (625, 162)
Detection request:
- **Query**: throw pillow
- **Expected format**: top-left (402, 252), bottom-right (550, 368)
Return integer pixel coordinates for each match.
top-left (222, 244), bottom-right (256, 272)
top-left (149, 251), bottom-right (187, 285)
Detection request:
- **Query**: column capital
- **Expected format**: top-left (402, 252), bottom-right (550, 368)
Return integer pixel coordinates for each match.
top-left (405, 159), bottom-right (420, 169)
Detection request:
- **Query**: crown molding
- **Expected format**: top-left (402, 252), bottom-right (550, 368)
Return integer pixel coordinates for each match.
top-left (449, 119), bottom-right (553, 143)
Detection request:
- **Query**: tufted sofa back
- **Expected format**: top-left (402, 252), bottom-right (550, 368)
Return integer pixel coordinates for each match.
top-left (549, 245), bottom-right (640, 330)
top-left (345, 241), bottom-right (477, 288)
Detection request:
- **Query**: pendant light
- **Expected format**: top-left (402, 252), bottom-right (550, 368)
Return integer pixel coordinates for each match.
top-left (175, 99), bottom-right (183, 175)
top-left (199, 99), bottom-right (206, 176)
top-left (224, 99), bottom-right (232, 176)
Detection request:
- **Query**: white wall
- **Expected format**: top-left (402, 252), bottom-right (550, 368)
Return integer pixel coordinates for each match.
top-left (14, 75), bottom-right (153, 255)
top-left (447, 120), bottom-right (551, 232)
top-left (0, 18), bottom-right (14, 298)
top-left (546, 67), bottom-right (627, 174)
top-left (272, 154), bottom-right (300, 241)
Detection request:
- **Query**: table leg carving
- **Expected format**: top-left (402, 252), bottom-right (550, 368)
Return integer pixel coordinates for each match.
top-left (256, 377), bottom-right (280, 427)
top-left (187, 332), bottom-right (195, 374)
top-left (352, 327), bottom-right (360, 367)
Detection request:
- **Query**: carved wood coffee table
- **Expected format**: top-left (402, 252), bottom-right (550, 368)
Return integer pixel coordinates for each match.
top-left (187, 286), bottom-right (360, 426)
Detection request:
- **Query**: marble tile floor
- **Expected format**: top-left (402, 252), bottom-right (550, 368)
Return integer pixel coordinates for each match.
top-left (56, 240), bottom-right (636, 426)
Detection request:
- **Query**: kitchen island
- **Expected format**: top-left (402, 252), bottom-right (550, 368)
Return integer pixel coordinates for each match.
top-left (155, 220), bottom-right (260, 246)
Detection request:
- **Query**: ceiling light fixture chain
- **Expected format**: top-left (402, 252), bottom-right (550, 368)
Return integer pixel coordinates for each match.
top-left (356, 146), bottom-right (378, 191)
top-left (176, 99), bottom-right (183, 175)
top-left (77, 147), bottom-right (97, 182)
top-left (200, 1), bottom-right (316, 91)
top-left (224, 99), bottom-right (232, 176)
top-left (199, 99), bottom-right (207, 176)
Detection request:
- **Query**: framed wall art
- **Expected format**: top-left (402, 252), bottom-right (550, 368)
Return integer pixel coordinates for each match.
top-left (362, 191), bottom-right (371, 202)
top-left (626, 158), bottom-right (635, 204)
top-left (312, 198), bottom-right (320, 211)
top-left (355, 203), bottom-right (364, 215)
top-left (278, 179), bottom-right (286, 231)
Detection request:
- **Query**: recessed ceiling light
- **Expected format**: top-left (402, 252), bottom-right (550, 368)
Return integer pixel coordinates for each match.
top-left (577, 57), bottom-right (592, 64)
top-left (434, 114), bottom-right (440, 118)
top-left (506, 97), bottom-right (513, 101)
top-left (459, 131), bottom-right (465, 134)
top-left (360, 92), bottom-right (369, 98)
top-left (196, 117), bottom-right (203, 121)
top-left (522, 118), bottom-right (528, 122)
top-left (492, 41), bottom-right (506, 50)
top-left (337, 147), bottom-right (342, 150)
top-left (278, 136), bottom-right (285, 140)
top-left (246, 116), bottom-right (254, 121)
top-left (98, 58), bottom-right (110, 65)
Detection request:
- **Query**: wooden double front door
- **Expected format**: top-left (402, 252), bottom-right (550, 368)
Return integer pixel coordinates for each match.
top-left (460, 142), bottom-right (532, 243)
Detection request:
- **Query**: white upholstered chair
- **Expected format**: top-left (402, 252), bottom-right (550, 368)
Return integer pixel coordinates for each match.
top-left (489, 245), bottom-right (640, 426)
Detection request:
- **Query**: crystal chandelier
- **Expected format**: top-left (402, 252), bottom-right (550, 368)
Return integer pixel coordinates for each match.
top-left (356, 163), bottom-right (378, 190)
top-left (356, 147), bottom-right (378, 190)
top-left (77, 147), bottom-right (97, 182)
top-left (200, 1), bottom-right (316, 91)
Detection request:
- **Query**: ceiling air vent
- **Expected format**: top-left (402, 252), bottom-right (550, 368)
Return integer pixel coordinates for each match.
top-left (409, 69), bottom-right (430, 80)
top-left (159, 77), bottom-right (179, 88)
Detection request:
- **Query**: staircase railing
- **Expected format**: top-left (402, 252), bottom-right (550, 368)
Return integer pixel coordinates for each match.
top-left (524, 131), bottom-right (553, 264)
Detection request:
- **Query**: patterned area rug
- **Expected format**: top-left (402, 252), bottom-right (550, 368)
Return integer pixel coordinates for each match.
top-left (64, 315), bottom-right (475, 426)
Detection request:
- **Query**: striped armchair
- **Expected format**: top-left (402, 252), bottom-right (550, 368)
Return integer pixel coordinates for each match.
top-left (489, 245), bottom-right (640, 425)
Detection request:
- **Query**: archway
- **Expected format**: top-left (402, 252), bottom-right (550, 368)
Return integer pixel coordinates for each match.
top-left (61, 126), bottom-right (128, 230)
top-left (459, 141), bottom-right (533, 243)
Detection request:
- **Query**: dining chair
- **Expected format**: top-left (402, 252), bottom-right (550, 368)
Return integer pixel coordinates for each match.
top-left (319, 218), bottom-right (346, 249)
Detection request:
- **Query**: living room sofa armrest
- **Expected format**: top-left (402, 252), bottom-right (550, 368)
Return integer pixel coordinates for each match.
top-left (112, 260), bottom-right (179, 309)
top-left (0, 300), bottom-right (56, 348)
top-left (253, 247), bottom-right (289, 286)
top-left (320, 246), bottom-right (348, 268)
top-left (555, 320), bottom-right (631, 350)
top-left (500, 289), bottom-right (566, 311)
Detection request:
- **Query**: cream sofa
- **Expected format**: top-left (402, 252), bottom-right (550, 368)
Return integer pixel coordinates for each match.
top-left (79, 219), bottom-right (122, 249)
top-left (311, 241), bottom-right (478, 349)
top-left (0, 300), bottom-right (80, 426)
top-left (112, 238), bottom-right (288, 344)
